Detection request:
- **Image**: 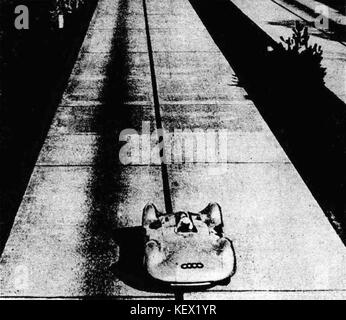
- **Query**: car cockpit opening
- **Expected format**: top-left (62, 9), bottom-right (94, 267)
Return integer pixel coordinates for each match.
top-left (175, 212), bottom-right (198, 234)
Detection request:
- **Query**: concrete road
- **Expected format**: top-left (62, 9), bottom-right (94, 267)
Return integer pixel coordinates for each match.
top-left (1, 0), bottom-right (346, 299)
top-left (146, 0), bottom-right (346, 299)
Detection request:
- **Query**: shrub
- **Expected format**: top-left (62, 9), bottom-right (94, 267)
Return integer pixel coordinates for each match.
top-left (277, 22), bottom-right (326, 86)
top-left (54, 0), bottom-right (85, 14)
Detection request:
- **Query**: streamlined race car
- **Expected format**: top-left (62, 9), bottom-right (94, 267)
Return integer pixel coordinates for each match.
top-left (142, 202), bottom-right (236, 287)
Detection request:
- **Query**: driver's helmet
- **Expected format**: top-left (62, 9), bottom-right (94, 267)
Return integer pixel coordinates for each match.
top-left (176, 212), bottom-right (194, 233)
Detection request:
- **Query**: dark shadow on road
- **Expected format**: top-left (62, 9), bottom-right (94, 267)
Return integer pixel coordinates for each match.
top-left (190, 0), bottom-right (346, 244)
top-left (77, 0), bottom-right (133, 297)
top-left (0, 0), bottom-right (98, 255)
top-left (75, 0), bottom-right (174, 297)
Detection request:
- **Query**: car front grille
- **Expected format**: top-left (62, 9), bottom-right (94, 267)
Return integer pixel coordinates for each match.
top-left (181, 262), bottom-right (204, 269)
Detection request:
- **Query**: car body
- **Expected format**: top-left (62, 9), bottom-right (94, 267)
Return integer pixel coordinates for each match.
top-left (142, 203), bottom-right (236, 287)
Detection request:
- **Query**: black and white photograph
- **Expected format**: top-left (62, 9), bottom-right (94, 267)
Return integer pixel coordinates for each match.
top-left (0, 0), bottom-right (345, 305)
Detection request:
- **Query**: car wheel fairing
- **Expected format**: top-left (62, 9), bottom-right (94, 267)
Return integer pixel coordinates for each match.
top-left (216, 237), bottom-right (232, 253)
top-left (142, 202), bottom-right (160, 228)
top-left (217, 237), bottom-right (236, 278)
top-left (200, 203), bottom-right (223, 231)
top-left (208, 203), bottom-right (223, 227)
